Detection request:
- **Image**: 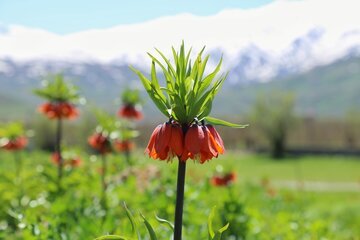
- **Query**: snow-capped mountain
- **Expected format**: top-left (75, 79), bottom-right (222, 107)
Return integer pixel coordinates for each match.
top-left (0, 0), bottom-right (359, 84)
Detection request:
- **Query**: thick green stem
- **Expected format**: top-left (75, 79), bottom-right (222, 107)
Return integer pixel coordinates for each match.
top-left (174, 159), bottom-right (186, 240)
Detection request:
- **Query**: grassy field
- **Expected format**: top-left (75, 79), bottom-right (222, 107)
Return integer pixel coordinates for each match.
top-left (0, 150), bottom-right (359, 239)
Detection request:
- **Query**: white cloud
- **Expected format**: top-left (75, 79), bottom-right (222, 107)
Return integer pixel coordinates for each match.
top-left (0, 0), bottom-right (359, 69)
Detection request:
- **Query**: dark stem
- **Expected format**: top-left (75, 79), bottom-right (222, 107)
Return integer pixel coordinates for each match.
top-left (174, 159), bottom-right (187, 240)
top-left (56, 117), bottom-right (63, 188)
top-left (124, 150), bottom-right (131, 166)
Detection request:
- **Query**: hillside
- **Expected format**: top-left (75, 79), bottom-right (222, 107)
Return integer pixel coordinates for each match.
top-left (0, 57), bottom-right (359, 120)
top-left (213, 56), bottom-right (360, 118)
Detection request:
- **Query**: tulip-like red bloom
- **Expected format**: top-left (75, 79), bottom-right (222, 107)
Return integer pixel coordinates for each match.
top-left (181, 124), bottom-right (225, 163)
top-left (146, 122), bottom-right (184, 161)
top-left (1, 136), bottom-right (28, 151)
top-left (88, 133), bottom-right (112, 154)
top-left (51, 153), bottom-right (82, 167)
top-left (210, 172), bottom-right (236, 186)
top-left (145, 122), bottom-right (224, 163)
top-left (118, 104), bottom-right (143, 120)
top-left (38, 102), bottom-right (78, 120)
top-left (114, 140), bottom-right (135, 152)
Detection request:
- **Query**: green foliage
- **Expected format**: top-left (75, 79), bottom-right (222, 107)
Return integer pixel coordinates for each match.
top-left (93, 109), bottom-right (121, 137)
top-left (131, 42), bottom-right (242, 127)
top-left (220, 193), bottom-right (249, 240)
top-left (121, 88), bottom-right (143, 106)
top-left (205, 116), bottom-right (248, 128)
top-left (93, 109), bottom-right (139, 142)
top-left (33, 73), bottom-right (81, 103)
top-left (0, 122), bottom-right (27, 139)
top-left (208, 206), bottom-right (229, 240)
top-left (96, 235), bottom-right (128, 240)
top-left (250, 91), bottom-right (296, 158)
top-left (0, 151), bottom-right (359, 239)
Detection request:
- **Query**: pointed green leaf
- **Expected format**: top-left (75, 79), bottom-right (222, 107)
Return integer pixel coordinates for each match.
top-left (197, 57), bottom-right (223, 96)
top-left (123, 202), bottom-right (141, 240)
top-left (205, 117), bottom-right (249, 128)
top-left (211, 223), bottom-right (230, 240)
top-left (155, 215), bottom-right (174, 232)
top-left (130, 66), bottom-right (170, 117)
top-left (208, 207), bottom-right (216, 239)
top-left (154, 48), bottom-right (176, 77)
top-left (141, 214), bottom-right (158, 240)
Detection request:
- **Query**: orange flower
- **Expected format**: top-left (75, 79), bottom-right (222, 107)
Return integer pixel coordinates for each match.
top-left (114, 140), bottom-right (135, 152)
top-left (206, 124), bottom-right (225, 154)
top-left (181, 124), bottom-right (225, 163)
top-left (145, 122), bottom-right (224, 163)
top-left (145, 122), bottom-right (183, 161)
top-left (38, 102), bottom-right (78, 120)
top-left (88, 133), bottom-right (112, 154)
top-left (1, 136), bottom-right (28, 151)
top-left (69, 157), bottom-right (82, 167)
top-left (210, 172), bottom-right (236, 186)
top-left (51, 153), bottom-right (82, 167)
top-left (118, 104), bottom-right (143, 120)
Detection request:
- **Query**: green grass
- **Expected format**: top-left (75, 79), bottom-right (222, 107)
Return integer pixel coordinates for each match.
top-left (0, 150), bottom-right (359, 239)
top-left (181, 152), bottom-right (360, 182)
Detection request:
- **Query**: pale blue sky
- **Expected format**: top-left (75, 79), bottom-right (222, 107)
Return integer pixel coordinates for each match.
top-left (0, 0), bottom-right (274, 34)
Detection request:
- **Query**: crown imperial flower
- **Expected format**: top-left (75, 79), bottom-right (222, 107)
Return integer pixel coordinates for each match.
top-left (145, 121), bottom-right (224, 163)
top-left (1, 136), bottom-right (28, 151)
top-left (51, 152), bottom-right (82, 167)
top-left (132, 43), bottom-right (247, 163)
top-left (210, 172), bottom-right (236, 187)
top-left (88, 132), bottom-right (112, 154)
top-left (118, 105), bottom-right (143, 120)
top-left (114, 140), bottom-right (135, 152)
top-left (38, 102), bottom-right (78, 120)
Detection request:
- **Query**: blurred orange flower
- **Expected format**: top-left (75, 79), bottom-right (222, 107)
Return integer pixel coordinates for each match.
top-left (1, 136), bottom-right (28, 151)
top-left (51, 153), bottom-right (82, 167)
top-left (210, 172), bottom-right (236, 187)
top-left (88, 133), bottom-right (112, 154)
top-left (118, 104), bottom-right (143, 120)
top-left (38, 102), bottom-right (78, 120)
top-left (114, 140), bottom-right (135, 152)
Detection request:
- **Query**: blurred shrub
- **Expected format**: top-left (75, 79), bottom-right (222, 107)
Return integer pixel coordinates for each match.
top-left (31, 117), bottom-right (56, 151)
top-left (344, 109), bottom-right (360, 149)
top-left (250, 92), bottom-right (296, 158)
top-left (30, 111), bottom-right (97, 152)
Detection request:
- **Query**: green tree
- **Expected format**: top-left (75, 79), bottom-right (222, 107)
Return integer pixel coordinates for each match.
top-left (251, 92), bottom-right (296, 159)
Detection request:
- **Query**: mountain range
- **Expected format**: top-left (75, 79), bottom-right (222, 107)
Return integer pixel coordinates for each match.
top-left (0, 0), bottom-right (359, 120)
top-left (0, 55), bottom-right (359, 120)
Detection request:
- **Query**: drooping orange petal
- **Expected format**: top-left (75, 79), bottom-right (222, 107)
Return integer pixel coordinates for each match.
top-left (155, 123), bottom-right (172, 154)
top-left (180, 148), bottom-right (191, 161)
top-left (207, 124), bottom-right (225, 154)
top-left (169, 124), bottom-right (183, 156)
top-left (157, 146), bottom-right (170, 160)
top-left (185, 124), bottom-right (204, 154)
top-left (145, 124), bottom-right (162, 156)
top-left (200, 151), bottom-right (213, 164)
top-left (201, 126), bottom-right (218, 158)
